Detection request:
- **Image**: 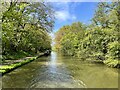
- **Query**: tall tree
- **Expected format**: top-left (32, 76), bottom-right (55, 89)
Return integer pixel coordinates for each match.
top-left (92, 2), bottom-right (110, 28)
top-left (2, 1), bottom-right (54, 59)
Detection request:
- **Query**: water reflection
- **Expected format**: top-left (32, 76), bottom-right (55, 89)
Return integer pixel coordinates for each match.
top-left (1, 52), bottom-right (118, 88)
top-left (48, 52), bottom-right (57, 73)
top-left (32, 52), bottom-right (84, 88)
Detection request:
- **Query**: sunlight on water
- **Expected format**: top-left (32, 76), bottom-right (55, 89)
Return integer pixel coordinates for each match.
top-left (48, 52), bottom-right (57, 74)
top-left (1, 52), bottom-right (118, 88)
top-left (49, 52), bottom-right (57, 66)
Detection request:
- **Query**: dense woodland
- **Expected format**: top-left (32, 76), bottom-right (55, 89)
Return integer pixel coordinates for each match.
top-left (1, 1), bottom-right (120, 68)
top-left (55, 2), bottom-right (120, 68)
top-left (1, 2), bottom-right (54, 60)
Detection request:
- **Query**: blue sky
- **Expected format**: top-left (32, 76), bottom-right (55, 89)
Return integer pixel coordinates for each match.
top-left (49, 2), bottom-right (98, 45)
top-left (51, 2), bottom-right (98, 32)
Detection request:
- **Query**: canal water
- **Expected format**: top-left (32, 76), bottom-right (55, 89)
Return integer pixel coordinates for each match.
top-left (2, 52), bottom-right (118, 88)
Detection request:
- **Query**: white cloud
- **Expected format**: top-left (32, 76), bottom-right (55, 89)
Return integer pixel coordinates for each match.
top-left (52, 2), bottom-right (77, 21)
top-left (52, 2), bottom-right (69, 12)
top-left (55, 10), bottom-right (69, 21)
top-left (55, 10), bottom-right (76, 21)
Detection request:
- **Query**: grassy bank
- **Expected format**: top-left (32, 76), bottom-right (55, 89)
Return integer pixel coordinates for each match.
top-left (0, 53), bottom-right (46, 76)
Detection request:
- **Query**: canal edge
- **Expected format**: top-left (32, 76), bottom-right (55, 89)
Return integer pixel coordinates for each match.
top-left (0, 51), bottom-right (50, 76)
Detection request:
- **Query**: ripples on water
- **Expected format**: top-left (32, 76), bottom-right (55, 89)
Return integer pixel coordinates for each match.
top-left (2, 52), bottom-right (118, 88)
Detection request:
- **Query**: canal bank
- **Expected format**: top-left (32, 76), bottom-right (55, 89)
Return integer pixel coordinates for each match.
top-left (1, 52), bottom-right (118, 88)
top-left (0, 51), bottom-right (51, 76)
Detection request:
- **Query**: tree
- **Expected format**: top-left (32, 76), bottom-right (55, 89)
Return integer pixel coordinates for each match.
top-left (55, 2), bottom-right (120, 68)
top-left (2, 1), bottom-right (54, 59)
top-left (92, 2), bottom-right (110, 28)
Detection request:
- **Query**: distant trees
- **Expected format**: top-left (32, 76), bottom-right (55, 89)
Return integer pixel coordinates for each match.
top-left (2, 1), bottom-right (54, 59)
top-left (55, 22), bottom-right (90, 57)
top-left (55, 2), bottom-right (120, 68)
top-left (55, 25), bottom-right (70, 51)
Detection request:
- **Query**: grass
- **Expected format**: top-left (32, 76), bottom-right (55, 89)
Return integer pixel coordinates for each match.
top-left (0, 57), bottom-right (37, 75)
top-left (0, 51), bottom-right (46, 75)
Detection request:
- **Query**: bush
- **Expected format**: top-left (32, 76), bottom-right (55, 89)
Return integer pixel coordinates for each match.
top-left (104, 41), bottom-right (120, 67)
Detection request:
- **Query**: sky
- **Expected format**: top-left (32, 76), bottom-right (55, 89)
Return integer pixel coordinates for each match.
top-left (51, 2), bottom-right (98, 32)
top-left (49, 2), bottom-right (98, 45)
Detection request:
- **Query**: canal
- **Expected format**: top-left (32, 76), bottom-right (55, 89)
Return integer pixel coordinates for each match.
top-left (2, 52), bottom-right (118, 88)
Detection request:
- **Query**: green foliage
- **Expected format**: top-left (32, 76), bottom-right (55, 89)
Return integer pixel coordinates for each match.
top-left (103, 59), bottom-right (118, 68)
top-left (0, 57), bottom-right (37, 74)
top-left (2, 51), bottom-right (34, 60)
top-left (2, 2), bottom-right (54, 60)
top-left (55, 22), bottom-right (85, 55)
top-left (92, 2), bottom-right (110, 28)
top-left (107, 41), bottom-right (120, 59)
top-left (104, 41), bottom-right (120, 68)
top-left (55, 2), bottom-right (120, 68)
